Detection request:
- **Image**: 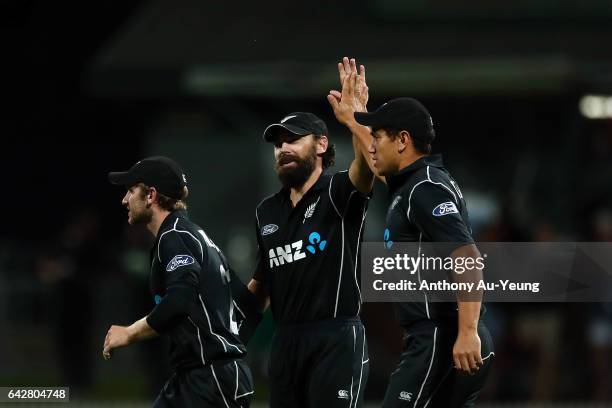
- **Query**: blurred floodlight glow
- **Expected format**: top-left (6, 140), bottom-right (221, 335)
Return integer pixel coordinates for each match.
top-left (579, 95), bottom-right (612, 119)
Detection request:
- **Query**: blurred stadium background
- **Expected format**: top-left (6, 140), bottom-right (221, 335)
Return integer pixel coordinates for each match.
top-left (2, 0), bottom-right (612, 405)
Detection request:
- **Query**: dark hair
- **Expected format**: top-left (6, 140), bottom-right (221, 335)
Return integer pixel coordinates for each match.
top-left (380, 127), bottom-right (432, 155)
top-left (314, 135), bottom-right (336, 168)
top-left (138, 183), bottom-right (189, 211)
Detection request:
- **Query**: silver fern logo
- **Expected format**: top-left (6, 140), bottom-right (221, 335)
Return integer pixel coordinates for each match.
top-left (303, 196), bottom-right (321, 224)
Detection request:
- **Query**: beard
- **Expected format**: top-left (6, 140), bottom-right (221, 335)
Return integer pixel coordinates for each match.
top-left (128, 205), bottom-right (153, 226)
top-left (275, 145), bottom-right (317, 189)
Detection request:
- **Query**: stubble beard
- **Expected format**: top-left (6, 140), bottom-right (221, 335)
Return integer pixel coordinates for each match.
top-left (128, 205), bottom-right (153, 226)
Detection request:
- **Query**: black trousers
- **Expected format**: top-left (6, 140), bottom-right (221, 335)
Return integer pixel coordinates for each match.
top-left (383, 321), bottom-right (494, 408)
top-left (153, 359), bottom-right (253, 408)
top-left (269, 317), bottom-right (369, 408)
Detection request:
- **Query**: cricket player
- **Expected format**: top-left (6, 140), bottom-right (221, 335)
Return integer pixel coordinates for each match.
top-left (351, 98), bottom-right (495, 407)
top-left (104, 156), bottom-right (253, 407)
top-left (242, 59), bottom-right (374, 407)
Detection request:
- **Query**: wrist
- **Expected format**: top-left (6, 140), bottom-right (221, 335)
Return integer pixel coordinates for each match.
top-left (345, 119), bottom-right (362, 132)
top-left (458, 324), bottom-right (478, 335)
top-left (126, 323), bottom-right (137, 344)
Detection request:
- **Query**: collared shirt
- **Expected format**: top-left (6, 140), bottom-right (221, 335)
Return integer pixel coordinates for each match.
top-left (147, 210), bottom-right (246, 369)
top-left (385, 154), bottom-right (477, 328)
top-left (253, 170), bottom-right (370, 324)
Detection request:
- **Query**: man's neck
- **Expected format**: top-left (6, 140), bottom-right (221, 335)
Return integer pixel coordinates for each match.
top-left (290, 166), bottom-right (323, 208)
top-left (147, 209), bottom-right (172, 237)
top-left (396, 152), bottom-right (426, 173)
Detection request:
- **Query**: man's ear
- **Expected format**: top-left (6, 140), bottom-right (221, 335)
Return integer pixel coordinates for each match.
top-left (316, 135), bottom-right (329, 155)
top-left (147, 187), bottom-right (158, 205)
top-left (396, 130), bottom-right (412, 153)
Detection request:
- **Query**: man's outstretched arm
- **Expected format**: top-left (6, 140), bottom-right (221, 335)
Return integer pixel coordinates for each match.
top-left (103, 316), bottom-right (158, 360)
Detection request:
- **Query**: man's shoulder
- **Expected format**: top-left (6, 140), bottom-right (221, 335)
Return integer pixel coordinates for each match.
top-left (158, 215), bottom-right (205, 247)
top-left (396, 166), bottom-right (457, 206)
top-left (256, 192), bottom-right (283, 213)
top-left (396, 167), bottom-right (430, 196)
top-left (162, 213), bottom-right (201, 235)
top-left (425, 165), bottom-right (453, 184)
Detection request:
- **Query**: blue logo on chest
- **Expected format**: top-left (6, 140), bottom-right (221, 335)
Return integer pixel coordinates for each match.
top-left (384, 228), bottom-right (394, 249)
top-left (154, 295), bottom-right (162, 304)
top-left (306, 231), bottom-right (327, 254)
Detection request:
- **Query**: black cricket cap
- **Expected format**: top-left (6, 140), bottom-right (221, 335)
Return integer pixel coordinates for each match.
top-left (354, 97), bottom-right (435, 144)
top-left (108, 156), bottom-right (187, 200)
top-left (263, 112), bottom-right (328, 142)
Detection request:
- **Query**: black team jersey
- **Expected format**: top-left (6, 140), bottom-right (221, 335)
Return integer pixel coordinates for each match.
top-left (384, 154), bottom-right (482, 328)
top-left (146, 210), bottom-right (246, 370)
top-left (253, 170), bottom-right (370, 324)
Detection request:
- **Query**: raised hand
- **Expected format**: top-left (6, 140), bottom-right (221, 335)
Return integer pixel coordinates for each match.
top-left (330, 57), bottom-right (369, 113)
top-left (327, 71), bottom-right (359, 126)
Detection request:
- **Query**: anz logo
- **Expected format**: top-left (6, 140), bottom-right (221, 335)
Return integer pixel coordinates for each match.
top-left (268, 231), bottom-right (327, 268)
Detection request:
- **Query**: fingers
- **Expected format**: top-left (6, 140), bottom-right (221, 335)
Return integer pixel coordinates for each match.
top-left (102, 340), bottom-right (112, 360)
top-left (340, 71), bottom-right (353, 100)
top-left (453, 353), bottom-right (461, 372)
top-left (337, 62), bottom-right (346, 84)
top-left (360, 64), bottom-right (366, 82)
top-left (327, 94), bottom-right (340, 110)
top-left (467, 352), bottom-right (479, 374)
top-left (329, 90), bottom-right (341, 100)
top-left (460, 355), bottom-right (472, 374)
top-left (338, 57), bottom-right (351, 85)
top-left (350, 58), bottom-right (357, 75)
top-left (342, 57), bottom-right (351, 76)
top-left (103, 326), bottom-right (114, 360)
top-left (454, 351), bottom-right (482, 375)
top-left (453, 352), bottom-right (471, 374)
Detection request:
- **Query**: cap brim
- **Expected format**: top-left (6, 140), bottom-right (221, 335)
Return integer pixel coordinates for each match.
top-left (354, 111), bottom-right (383, 128)
top-left (262, 123), bottom-right (312, 142)
top-left (108, 171), bottom-right (136, 186)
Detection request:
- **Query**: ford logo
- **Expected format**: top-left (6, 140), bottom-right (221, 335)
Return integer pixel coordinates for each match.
top-left (166, 254), bottom-right (195, 272)
top-left (261, 224), bottom-right (279, 236)
top-left (432, 201), bottom-right (459, 217)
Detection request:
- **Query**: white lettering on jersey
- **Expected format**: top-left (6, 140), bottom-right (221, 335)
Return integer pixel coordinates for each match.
top-left (268, 240), bottom-right (307, 268)
top-left (198, 229), bottom-right (221, 253)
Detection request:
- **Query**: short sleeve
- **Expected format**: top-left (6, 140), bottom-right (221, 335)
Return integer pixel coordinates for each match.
top-left (409, 183), bottom-right (473, 244)
top-left (328, 171), bottom-right (369, 218)
top-left (158, 231), bottom-right (201, 291)
top-left (252, 217), bottom-right (269, 283)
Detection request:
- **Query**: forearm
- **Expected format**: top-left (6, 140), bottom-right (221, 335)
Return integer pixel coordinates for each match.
top-left (127, 316), bottom-right (159, 343)
top-left (451, 244), bottom-right (483, 333)
top-left (247, 279), bottom-right (270, 312)
top-left (347, 121), bottom-right (385, 184)
top-left (348, 125), bottom-right (375, 193)
top-left (347, 120), bottom-right (372, 161)
top-left (457, 300), bottom-right (480, 333)
top-left (146, 287), bottom-right (194, 332)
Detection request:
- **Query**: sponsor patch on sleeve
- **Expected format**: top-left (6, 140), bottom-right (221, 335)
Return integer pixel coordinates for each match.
top-left (166, 254), bottom-right (195, 272)
top-left (261, 224), bottom-right (279, 236)
top-left (432, 201), bottom-right (459, 217)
